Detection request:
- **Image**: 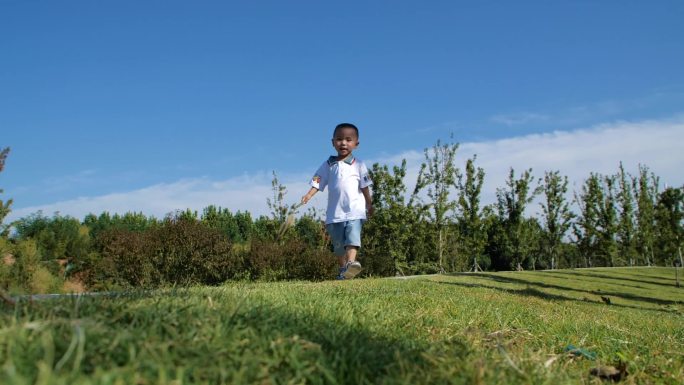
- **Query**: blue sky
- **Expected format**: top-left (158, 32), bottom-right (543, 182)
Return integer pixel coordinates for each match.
top-left (2, 1), bottom-right (683, 221)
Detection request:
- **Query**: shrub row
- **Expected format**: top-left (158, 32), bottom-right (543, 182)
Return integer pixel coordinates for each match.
top-left (76, 218), bottom-right (338, 291)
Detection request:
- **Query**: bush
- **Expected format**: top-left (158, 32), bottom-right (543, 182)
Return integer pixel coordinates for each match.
top-left (62, 216), bottom-right (341, 289)
top-left (86, 218), bottom-right (239, 289)
top-left (28, 265), bottom-right (62, 294)
top-left (96, 228), bottom-right (157, 288)
top-left (359, 250), bottom-right (395, 277)
top-left (248, 239), bottom-right (337, 281)
top-left (11, 239), bottom-right (41, 293)
top-left (153, 218), bottom-right (237, 285)
top-left (407, 261), bottom-right (440, 275)
top-left (248, 240), bottom-right (287, 281)
top-left (289, 246), bottom-right (338, 281)
top-left (294, 216), bottom-right (328, 249)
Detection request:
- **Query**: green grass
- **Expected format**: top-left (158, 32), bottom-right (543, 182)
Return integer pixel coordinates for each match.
top-left (1, 267), bottom-right (683, 384)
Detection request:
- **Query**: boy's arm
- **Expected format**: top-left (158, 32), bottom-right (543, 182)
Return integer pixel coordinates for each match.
top-left (361, 186), bottom-right (373, 218)
top-left (301, 187), bottom-right (319, 205)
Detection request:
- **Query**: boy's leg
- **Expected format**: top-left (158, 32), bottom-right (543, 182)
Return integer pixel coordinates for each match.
top-left (337, 255), bottom-right (347, 267)
top-left (345, 246), bottom-right (358, 263)
top-left (342, 220), bottom-right (363, 279)
top-left (343, 247), bottom-right (362, 279)
top-left (336, 257), bottom-right (347, 280)
top-left (326, 222), bottom-right (349, 279)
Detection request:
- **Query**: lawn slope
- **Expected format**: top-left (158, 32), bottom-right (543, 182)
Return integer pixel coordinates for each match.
top-left (1, 267), bottom-right (683, 384)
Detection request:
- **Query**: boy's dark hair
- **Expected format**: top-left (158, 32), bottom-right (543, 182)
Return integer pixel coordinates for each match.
top-left (333, 123), bottom-right (359, 138)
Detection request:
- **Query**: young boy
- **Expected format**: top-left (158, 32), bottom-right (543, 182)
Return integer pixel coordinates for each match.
top-left (300, 123), bottom-right (373, 280)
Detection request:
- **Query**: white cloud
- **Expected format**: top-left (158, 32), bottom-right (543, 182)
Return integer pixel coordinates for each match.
top-left (373, 116), bottom-right (684, 214)
top-left (42, 169), bottom-right (98, 193)
top-left (7, 116), bottom-right (684, 222)
top-left (7, 173), bottom-right (322, 222)
top-left (490, 112), bottom-right (549, 126)
top-left (465, 118), bottom-right (682, 213)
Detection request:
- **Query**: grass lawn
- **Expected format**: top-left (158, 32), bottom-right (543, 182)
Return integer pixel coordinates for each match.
top-left (1, 267), bottom-right (683, 384)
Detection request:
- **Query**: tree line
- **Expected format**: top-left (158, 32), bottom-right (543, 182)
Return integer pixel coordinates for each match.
top-left (1, 142), bottom-right (683, 294)
top-left (365, 141), bottom-right (682, 275)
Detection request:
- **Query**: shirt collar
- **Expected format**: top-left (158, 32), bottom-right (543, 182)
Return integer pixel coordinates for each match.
top-left (327, 154), bottom-right (355, 166)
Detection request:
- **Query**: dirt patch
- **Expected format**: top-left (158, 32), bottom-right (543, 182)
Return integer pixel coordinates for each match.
top-left (63, 278), bottom-right (86, 293)
top-left (2, 253), bottom-right (15, 266)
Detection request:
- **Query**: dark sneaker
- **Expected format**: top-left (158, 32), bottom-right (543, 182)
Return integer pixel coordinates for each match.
top-left (336, 267), bottom-right (347, 280)
top-left (343, 261), bottom-right (362, 279)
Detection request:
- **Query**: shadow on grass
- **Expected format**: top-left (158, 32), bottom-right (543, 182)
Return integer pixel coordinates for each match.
top-left (538, 271), bottom-right (656, 291)
top-left (179, 288), bottom-right (472, 383)
top-left (229, 296), bottom-right (471, 384)
top-left (628, 271), bottom-right (680, 281)
top-left (547, 270), bottom-right (677, 288)
top-left (442, 272), bottom-right (683, 309)
top-left (433, 280), bottom-right (678, 314)
top-left (6, 288), bottom-right (473, 384)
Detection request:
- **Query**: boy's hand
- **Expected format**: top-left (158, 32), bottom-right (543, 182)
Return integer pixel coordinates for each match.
top-left (301, 187), bottom-right (318, 205)
top-left (366, 203), bottom-right (374, 218)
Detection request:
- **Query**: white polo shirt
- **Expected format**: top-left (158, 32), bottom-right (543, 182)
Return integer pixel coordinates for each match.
top-left (310, 155), bottom-right (373, 224)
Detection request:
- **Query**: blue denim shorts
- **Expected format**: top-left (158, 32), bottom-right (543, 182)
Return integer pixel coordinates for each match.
top-left (326, 219), bottom-right (363, 256)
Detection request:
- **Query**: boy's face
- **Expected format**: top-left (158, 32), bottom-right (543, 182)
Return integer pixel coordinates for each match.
top-left (331, 127), bottom-right (359, 159)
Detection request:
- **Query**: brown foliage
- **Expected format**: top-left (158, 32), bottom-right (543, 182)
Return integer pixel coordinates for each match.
top-left (84, 218), bottom-right (239, 289)
top-left (248, 239), bottom-right (337, 281)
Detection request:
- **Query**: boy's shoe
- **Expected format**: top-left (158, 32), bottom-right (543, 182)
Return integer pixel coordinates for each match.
top-left (336, 267), bottom-right (347, 280)
top-left (342, 261), bottom-right (362, 279)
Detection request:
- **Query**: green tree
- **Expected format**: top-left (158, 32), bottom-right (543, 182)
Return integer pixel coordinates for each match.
top-left (493, 168), bottom-right (541, 270)
top-left (84, 211), bottom-right (158, 240)
top-left (455, 156), bottom-right (488, 271)
top-left (573, 172), bottom-right (621, 267)
top-left (176, 209), bottom-right (198, 222)
top-left (632, 164), bottom-right (659, 266)
top-left (654, 186), bottom-right (684, 265)
top-left (412, 139), bottom-right (460, 272)
top-left (0, 147), bottom-right (12, 237)
top-left (616, 163), bottom-right (638, 265)
top-left (573, 173), bottom-right (601, 267)
top-left (596, 174), bottom-right (619, 266)
top-left (10, 239), bottom-right (41, 292)
top-left (0, 147), bottom-right (14, 302)
top-left (294, 214), bottom-right (326, 249)
top-left (14, 213), bottom-right (90, 263)
top-left (201, 205), bottom-right (242, 242)
top-left (234, 211), bottom-right (254, 243)
top-left (363, 160), bottom-right (418, 276)
top-left (539, 170), bottom-right (574, 269)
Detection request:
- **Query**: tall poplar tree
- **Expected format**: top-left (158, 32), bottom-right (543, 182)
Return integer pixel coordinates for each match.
top-left (597, 175), bottom-right (619, 266)
top-left (616, 163), bottom-right (637, 265)
top-left (364, 160), bottom-right (417, 275)
top-left (494, 168), bottom-right (541, 270)
top-left (575, 172), bottom-right (625, 267)
top-left (413, 139), bottom-right (460, 272)
top-left (0, 147), bottom-right (12, 237)
top-left (0, 147), bottom-right (14, 305)
top-left (655, 186), bottom-right (684, 265)
top-left (574, 173), bottom-right (601, 267)
top-left (632, 164), bottom-right (659, 266)
top-left (456, 156), bottom-right (487, 271)
top-left (539, 170), bottom-right (574, 269)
